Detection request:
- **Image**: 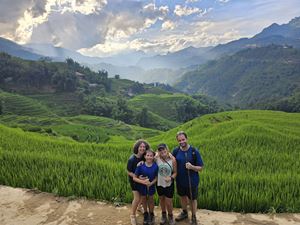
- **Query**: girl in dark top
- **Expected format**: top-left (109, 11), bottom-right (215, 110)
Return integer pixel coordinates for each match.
top-left (134, 149), bottom-right (158, 225)
top-left (127, 139), bottom-right (150, 225)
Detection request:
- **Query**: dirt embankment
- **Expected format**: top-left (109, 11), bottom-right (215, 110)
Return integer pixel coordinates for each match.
top-left (0, 185), bottom-right (299, 225)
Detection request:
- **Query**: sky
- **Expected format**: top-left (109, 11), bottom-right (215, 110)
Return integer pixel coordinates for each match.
top-left (0, 0), bottom-right (300, 57)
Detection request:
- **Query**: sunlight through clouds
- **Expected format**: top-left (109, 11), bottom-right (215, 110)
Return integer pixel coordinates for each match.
top-left (0, 0), bottom-right (299, 55)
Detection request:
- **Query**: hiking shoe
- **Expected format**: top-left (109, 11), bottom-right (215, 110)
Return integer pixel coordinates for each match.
top-left (191, 214), bottom-right (198, 225)
top-left (130, 215), bottom-right (137, 225)
top-left (175, 210), bottom-right (188, 222)
top-left (143, 212), bottom-right (149, 225)
top-left (160, 212), bottom-right (167, 225)
top-left (168, 214), bottom-right (176, 225)
top-left (149, 212), bottom-right (155, 225)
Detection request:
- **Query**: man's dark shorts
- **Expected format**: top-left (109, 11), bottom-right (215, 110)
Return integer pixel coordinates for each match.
top-left (129, 180), bottom-right (138, 191)
top-left (157, 183), bottom-right (174, 198)
top-left (176, 184), bottom-right (198, 200)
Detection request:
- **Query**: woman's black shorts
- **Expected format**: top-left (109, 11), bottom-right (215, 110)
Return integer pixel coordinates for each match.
top-left (129, 179), bottom-right (138, 191)
top-left (157, 183), bottom-right (174, 198)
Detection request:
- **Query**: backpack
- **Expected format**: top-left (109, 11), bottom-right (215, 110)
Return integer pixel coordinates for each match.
top-left (173, 146), bottom-right (198, 165)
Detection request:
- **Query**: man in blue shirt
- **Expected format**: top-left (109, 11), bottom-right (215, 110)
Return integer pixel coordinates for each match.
top-left (172, 131), bottom-right (204, 225)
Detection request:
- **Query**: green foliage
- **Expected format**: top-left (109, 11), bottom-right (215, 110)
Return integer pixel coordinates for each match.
top-left (0, 110), bottom-right (299, 213)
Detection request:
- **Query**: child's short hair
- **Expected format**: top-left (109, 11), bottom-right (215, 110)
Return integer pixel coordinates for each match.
top-left (145, 149), bottom-right (155, 156)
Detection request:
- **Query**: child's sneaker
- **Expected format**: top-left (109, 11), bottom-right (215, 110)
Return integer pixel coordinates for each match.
top-left (143, 212), bottom-right (149, 225)
top-left (160, 212), bottom-right (167, 225)
top-left (168, 214), bottom-right (176, 225)
top-left (130, 215), bottom-right (137, 225)
top-left (149, 212), bottom-right (155, 225)
top-left (191, 214), bottom-right (198, 225)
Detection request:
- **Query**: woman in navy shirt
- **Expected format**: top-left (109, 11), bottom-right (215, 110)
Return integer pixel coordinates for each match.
top-left (127, 139), bottom-right (150, 225)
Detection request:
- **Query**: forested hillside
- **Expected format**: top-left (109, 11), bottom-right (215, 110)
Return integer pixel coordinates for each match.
top-left (0, 53), bottom-right (222, 132)
top-left (175, 45), bottom-right (300, 110)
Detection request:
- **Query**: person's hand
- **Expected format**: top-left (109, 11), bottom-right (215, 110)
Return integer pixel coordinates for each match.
top-left (164, 176), bottom-right (172, 183)
top-left (143, 178), bottom-right (150, 186)
top-left (185, 162), bottom-right (193, 170)
top-left (139, 175), bottom-right (147, 180)
top-left (137, 161), bottom-right (144, 166)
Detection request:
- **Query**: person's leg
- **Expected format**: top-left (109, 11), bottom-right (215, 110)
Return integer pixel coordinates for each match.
top-left (165, 197), bottom-right (173, 215)
top-left (189, 186), bottom-right (198, 225)
top-left (130, 191), bottom-right (140, 225)
top-left (159, 196), bottom-right (167, 225)
top-left (159, 196), bottom-right (166, 213)
top-left (191, 199), bottom-right (197, 215)
top-left (148, 195), bottom-right (155, 224)
top-left (141, 196), bottom-right (149, 225)
top-left (148, 195), bottom-right (155, 214)
top-left (191, 200), bottom-right (198, 225)
top-left (180, 195), bottom-right (188, 211)
top-left (131, 191), bottom-right (140, 215)
top-left (175, 185), bottom-right (189, 222)
top-left (175, 196), bottom-right (188, 221)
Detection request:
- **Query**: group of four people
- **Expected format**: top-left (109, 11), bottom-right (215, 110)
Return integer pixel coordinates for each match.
top-left (127, 131), bottom-right (204, 225)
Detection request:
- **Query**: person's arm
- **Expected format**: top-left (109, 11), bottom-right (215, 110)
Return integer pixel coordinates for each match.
top-left (126, 158), bottom-right (135, 178)
top-left (148, 176), bottom-right (157, 187)
top-left (133, 174), bottom-right (150, 185)
top-left (186, 149), bottom-right (204, 172)
top-left (186, 163), bottom-right (203, 172)
top-left (164, 158), bottom-right (177, 182)
top-left (171, 158), bottom-right (177, 179)
top-left (133, 166), bottom-right (150, 185)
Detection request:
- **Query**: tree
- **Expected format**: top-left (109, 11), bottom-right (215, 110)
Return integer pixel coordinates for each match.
top-left (112, 98), bottom-right (134, 123)
top-left (136, 107), bottom-right (149, 127)
top-left (0, 100), bottom-right (3, 115)
top-left (175, 98), bottom-right (203, 122)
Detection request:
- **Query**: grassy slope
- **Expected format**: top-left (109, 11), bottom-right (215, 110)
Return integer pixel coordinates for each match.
top-left (0, 91), bottom-right (54, 117)
top-left (0, 90), bottom-right (161, 142)
top-left (129, 93), bottom-right (195, 121)
top-left (0, 110), bottom-right (299, 212)
top-left (0, 114), bottom-right (161, 143)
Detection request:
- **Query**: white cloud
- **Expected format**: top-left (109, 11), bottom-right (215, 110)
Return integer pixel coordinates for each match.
top-left (174, 5), bottom-right (202, 17)
top-left (161, 20), bottom-right (176, 31)
top-left (218, 0), bottom-right (230, 3)
top-left (3, 0), bottom-right (169, 50)
top-left (59, 0), bottom-right (107, 15)
top-left (185, 0), bottom-right (200, 3)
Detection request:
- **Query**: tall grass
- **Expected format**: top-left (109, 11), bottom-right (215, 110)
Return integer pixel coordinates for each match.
top-left (0, 110), bottom-right (299, 213)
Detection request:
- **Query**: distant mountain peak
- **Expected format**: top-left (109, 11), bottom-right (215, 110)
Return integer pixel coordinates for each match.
top-left (289, 16), bottom-right (300, 28)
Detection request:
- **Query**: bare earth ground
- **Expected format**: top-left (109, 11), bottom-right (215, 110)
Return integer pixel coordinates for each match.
top-left (1, 185), bottom-right (300, 225)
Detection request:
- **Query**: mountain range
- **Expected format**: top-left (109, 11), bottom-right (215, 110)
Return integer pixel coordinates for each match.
top-left (1, 17), bottom-right (299, 71)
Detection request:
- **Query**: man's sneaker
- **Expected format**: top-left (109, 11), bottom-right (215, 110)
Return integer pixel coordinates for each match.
top-left (143, 212), bottom-right (149, 225)
top-left (168, 214), bottom-right (176, 225)
top-left (175, 210), bottom-right (188, 222)
top-left (130, 215), bottom-right (137, 225)
top-left (191, 214), bottom-right (198, 225)
top-left (149, 212), bottom-right (155, 225)
top-left (160, 212), bottom-right (167, 225)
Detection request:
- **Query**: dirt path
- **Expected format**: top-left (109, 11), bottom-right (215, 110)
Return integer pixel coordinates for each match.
top-left (0, 185), bottom-right (299, 225)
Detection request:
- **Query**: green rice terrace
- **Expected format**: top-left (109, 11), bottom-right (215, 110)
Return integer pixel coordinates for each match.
top-left (0, 110), bottom-right (299, 213)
